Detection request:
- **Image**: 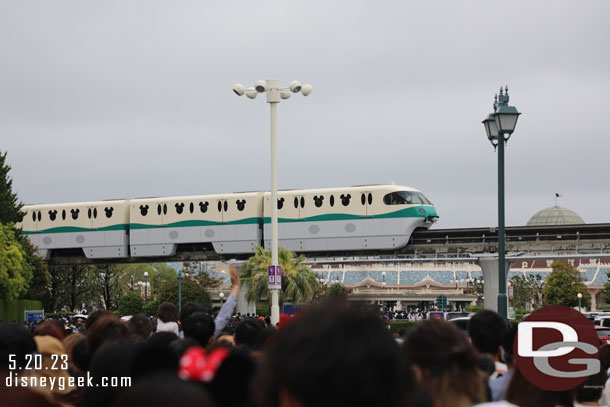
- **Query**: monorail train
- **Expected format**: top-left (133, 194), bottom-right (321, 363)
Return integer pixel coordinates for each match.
top-left (17, 184), bottom-right (438, 260)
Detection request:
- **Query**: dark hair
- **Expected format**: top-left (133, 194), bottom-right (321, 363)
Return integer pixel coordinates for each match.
top-left (254, 305), bottom-right (408, 407)
top-left (86, 315), bottom-right (131, 355)
top-left (235, 318), bottom-right (265, 349)
top-left (33, 320), bottom-right (65, 341)
top-left (147, 331), bottom-right (178, 349)
top-left (157, 302), bottom-right (179, 323)
top-left (0, 322), bottom-right (37, 369)
top-left (252, 326), bottom-right (277, 351)
top-left (85, 310), bottom-right (113, 331)
top-left (126, 314), bottom-right (153, 340)
top-left (180, 302), bottom-right (206, 323)
top-left (169, 337), bottom-right (200, 358)
top-left (115, 373), bottom-right (213, 407)
top-left (575, 369), bottom-right (606, 403)
top-left (404, 318), bottom-right (486, 406)
top-left (505, 367), bottom-right (573, 407)
top-left (183, 312), bottom-right (216, 347)
top-left (501, 323), bottom-right (518, 366)
top-left (71, 337), bottom-right (91, 372)
top-left (599, 344), bottom-right (610, 373)
top-left (468, 309), bottom-right (507, 355)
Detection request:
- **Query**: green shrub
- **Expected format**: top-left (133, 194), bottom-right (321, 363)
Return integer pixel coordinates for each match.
top-left (388, 320), bottom-right (420, 333)
top-left (142, 299), bottom-right (160, 316)
top-left (118, 292), bottom-right (143, 316)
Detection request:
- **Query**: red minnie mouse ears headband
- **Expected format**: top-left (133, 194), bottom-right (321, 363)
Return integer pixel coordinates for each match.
top-left (178, 346), bottom-right (230, 383)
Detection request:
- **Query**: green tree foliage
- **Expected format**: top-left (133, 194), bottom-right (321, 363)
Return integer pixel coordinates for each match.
top-left (0, 223), bottom-right (32, 301)
top-left (543, 261), bottom-right (590, 308)
top-left (142, 299), bottom-right (160, 316)
top-left (94, 265), bottom-right (124, 310)
top-left (158, 278), bottom-right (211, 311)
top-left (118, 291), bottom-right (144, 316)
top-left (326, 283), bottom-right (349, 301)
top-left (471, 277), bottom-right (484, 305)
top-left (241, 246), bottom-right (320, 306)
top-left (0, 152), bottom-right (23, 224)
top-left (510, 274), bottom-right (544, 310)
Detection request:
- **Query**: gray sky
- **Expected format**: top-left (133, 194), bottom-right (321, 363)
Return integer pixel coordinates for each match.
top-left (2, 1), bottom-right (609, 229)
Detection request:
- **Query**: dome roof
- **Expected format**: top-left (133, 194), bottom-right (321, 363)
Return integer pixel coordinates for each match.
top-left (526, 206), bottom-right (584, 226)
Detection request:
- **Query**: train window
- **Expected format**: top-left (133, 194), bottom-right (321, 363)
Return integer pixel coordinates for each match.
top-left (313, 195), bottom-right (324, 208)
top-left (189, 202), bottom-right (194, 214)
top-left (294, 197), bottom-right (299, 209)
top-left (330, 195), bottom-right (335, 207)
top-left (62, 209), bottom-right (66, 220)
top-left (88, 208), bottom-right (92, 219)
top-left (383, 191), bottom-right (432, 205)
top-left (199, 201), bottom-right (209, 213)
top-left (32, 211), bottom-right (36, 222)
top-left (361, 193), bottom-right (366, 205)
top-left (368, 193), bottom-right (373, 205)
top-left (300, 197), bottom-right (305, 208)
top-left (340, 194), bottom-right (351, 206)
top-left (94, 208), bottom-right (98, 218)
top-left (218, 201), bottom-right (222, 212)
top-left (71, 209), bottom-right (80, 220)
top-left (277, 198), bottom-right (284, 210)
top-left (158, 204), bottom-right (162, 215)
top-left (223, 201), bottom-right (228, 212)
top-left (176, 203), bottom-right (184, 214)
top-left (49, 210), bottom-right (57, 221)
top-left (37, 211), bottom-right (41, 222)
top-left (236, 200), bottom-right (246, 211)
top-left (163, 204), bottom-right (167, 215)
top-left (104, 207), bottom-right (113, 218)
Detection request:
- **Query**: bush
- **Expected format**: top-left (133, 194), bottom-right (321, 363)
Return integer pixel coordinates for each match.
top-left (118, 291), bottom-right (143, 316)
top-left (256, 305), bottom-right (270, 316)
top-left (388, 320), bottom-right (420, 333)
top-left (158, 278), bottom-right (211, 312)
top-left (466, 305), bottom-right (484, 313)
top-left (142, 299), bottom-right (160, 316)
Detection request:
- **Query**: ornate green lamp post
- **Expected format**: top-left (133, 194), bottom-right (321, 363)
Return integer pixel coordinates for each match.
top-left (482, 87), bottom-right (521, 319)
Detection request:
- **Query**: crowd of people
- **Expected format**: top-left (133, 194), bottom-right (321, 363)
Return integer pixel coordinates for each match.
top-left (1, 267), bottom-right (609, 407)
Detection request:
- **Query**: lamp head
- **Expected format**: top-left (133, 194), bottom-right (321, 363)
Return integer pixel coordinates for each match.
top-left (280, 89), bottom-right (292, 99)
top-left (301, 84), bottom-right (313, 96)
top-left (233, 83), bottom-right (245, 96)
top-left (289, 81), bottom-right (302, 93)
top-left (255, 80), bottom-right (267, 93)
top-left (245, 87), bottom-right (258, 99)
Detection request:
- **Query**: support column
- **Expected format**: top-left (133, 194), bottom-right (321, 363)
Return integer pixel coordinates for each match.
top-left (477, 255), bottom-right (510, 314)
top-left (591, 291), bottom-right (597, 312)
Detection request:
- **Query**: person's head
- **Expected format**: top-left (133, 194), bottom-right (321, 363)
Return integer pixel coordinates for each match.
top-left (147, 331), bottom-right (178, 349)
top-left (180, 302), bottom-right (206, 323)
top-left (505, 366), bottom-right (573, 407)
top-left (404, 318), bottom-right (486, 407)
top-left (599, 344), bottom-right (610, 373)
top-left (62, 332), bottom-right (85, 372)
top-left (235, 318), bottom-right (265, 349)
top-left (575, 369), bottom-right (606, 404)
top-left (254, 304), bottom-right (408, 407)
top-left (501, 323), bottom-right (518, 368)
top-left (0, 322), bottom-right (37, 370)
top-left (33, 320), bottom-right (65, 341)
top-left (252, 326), bottom-right (277, 352)
top-left (115, 373), bottom-right (213, 407)
top-left (157, 302), bottom-right (179, 323)
top-left (85, 310), bottom-right (113, 331)
top-left (468, 309), bottom-right (507, 357)
top-left (71, 337), bottom-right (90, 373)
top-left (126, 314), bottom-right (153, 341)
top-left (183, 312), bottom-right (216, 348)
top-left (86, 315), bottom-right (131, 355)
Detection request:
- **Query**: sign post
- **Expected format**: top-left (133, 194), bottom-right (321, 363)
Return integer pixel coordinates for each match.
top-left (24, 310), bottom-right (44, 323)
top-left (268, 265), bottom-right (282, 290)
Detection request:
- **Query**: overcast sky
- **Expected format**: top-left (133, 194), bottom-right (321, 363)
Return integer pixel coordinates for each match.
top-left (2, 1), bottom-right (609, 229)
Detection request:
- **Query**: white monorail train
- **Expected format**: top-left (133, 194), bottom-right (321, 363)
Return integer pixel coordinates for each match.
top-left (18, 184), bottom-right (438, 260)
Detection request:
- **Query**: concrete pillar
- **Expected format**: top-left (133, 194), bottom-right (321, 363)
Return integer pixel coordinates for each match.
top-left (591, 292), bottom-right (597, 312)
top-left (236, 282), bottom-right (257, 315)
top-left (477, 255), bottom-right (510, 314)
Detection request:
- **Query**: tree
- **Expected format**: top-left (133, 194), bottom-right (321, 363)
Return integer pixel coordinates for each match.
top-left (143, 299), bottom-right (160, 316)
top-left (241, 246), bottom-right (320, 306)
top-left (543, 261), bottom-right (590, 308)
top-left (118, 291), bottom-right (143, 316)
top-left (52, 265), bottom-right (97, 312)
top-left (182, 262), bottom-right (222, 288)
top-left (471, 276), bottom-right (484, 305)
top-left (0, 223), bottom-right (32, 301)
top-left (326, 283), bottom-right (349, 301)
top-left (157, 278), bottom-right (212, 311)
top-left (510, 274), bottom-right (544, 310)
top-left (0, 152), bottom-right (23, 224)
top-left (94, 265), bottom-right (124, 310)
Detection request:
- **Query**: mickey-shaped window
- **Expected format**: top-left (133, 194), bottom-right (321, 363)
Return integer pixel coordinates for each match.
top-left (49, 210), bottom-right (58, 221)
top-left (313, 195), bottom-right (324, 208)
top-left (199, 201), bottom-right (209, 213)
top-left (340, 194), bottom-right (351, 206)
top-left (71, 209), bottom-right (80, 220)
top-left (236, 200), bottom-right (246, 211)
top-left (277, 197), bottom-right (285, 210)
top-left (140, 205), bottom-right (149, 216)
top-left (175, 203), bottom-right (185, 214)
top-left (104, 207), bottom-right (113, 218)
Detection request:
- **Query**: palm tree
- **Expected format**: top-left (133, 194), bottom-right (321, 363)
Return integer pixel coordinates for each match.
top-left (241, 246), bottom-right (320, 307)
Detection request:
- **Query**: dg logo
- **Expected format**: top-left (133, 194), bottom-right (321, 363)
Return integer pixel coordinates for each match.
top-left (515, 305), bottom-right (601, 391)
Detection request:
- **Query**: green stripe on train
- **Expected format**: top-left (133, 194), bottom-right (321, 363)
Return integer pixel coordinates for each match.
top-left (263, 206), bottom-right (438, 223)
top-left (22, 224), bottom-right (128, 235)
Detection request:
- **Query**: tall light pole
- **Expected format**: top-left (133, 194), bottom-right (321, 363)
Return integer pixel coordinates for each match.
top-left (482, 86), bottom-right (521, 319)
top-left (143, 271), bottom-right (149, 302)
top-left (233, 79), bottom-right (312, 325)
top-left (577, 292), bottom-right (583, 313)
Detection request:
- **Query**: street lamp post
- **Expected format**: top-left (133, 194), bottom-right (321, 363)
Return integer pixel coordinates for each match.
top-left (233, 79), bottom-right (312, 326)
top-left (482, 86), bottom-right (521, 319)
top-left (143, 271), bottom-right (149, 302)
top-left (177, 269), bottom-right (183, 314)
top-left (577, 292), bottom-right (583, 313)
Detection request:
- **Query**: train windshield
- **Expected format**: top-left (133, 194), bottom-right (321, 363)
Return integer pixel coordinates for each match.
top-left (383, 191), bottom-right (432, 205)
